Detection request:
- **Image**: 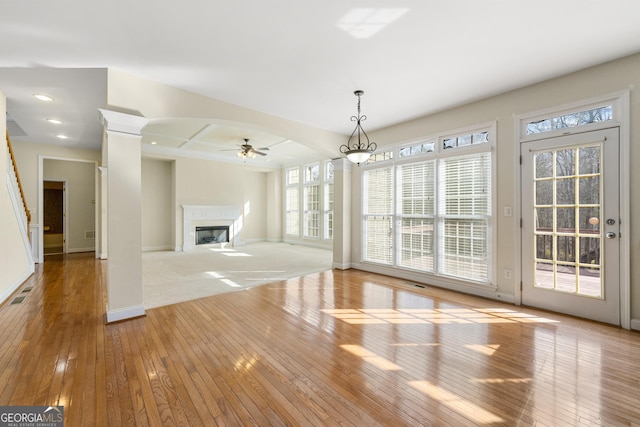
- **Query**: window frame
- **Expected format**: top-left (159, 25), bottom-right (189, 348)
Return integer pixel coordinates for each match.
top-left (361, 122), bottom-right (497, 287)
top-left (303, 162), bottom-right (320, 239)
top-left (285, 166), bottom-right (300, 236)
top-left (518, 93), bottom-right (626, 142)
top-left (323, 160), bottom-right (334, 240)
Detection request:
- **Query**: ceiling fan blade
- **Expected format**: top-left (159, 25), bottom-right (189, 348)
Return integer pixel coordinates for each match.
top-left (252, 150), bottom-right (268, 156)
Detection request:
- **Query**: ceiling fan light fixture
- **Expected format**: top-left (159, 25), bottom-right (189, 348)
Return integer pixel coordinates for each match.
top-left (339, 90), bottom-right (377, 165)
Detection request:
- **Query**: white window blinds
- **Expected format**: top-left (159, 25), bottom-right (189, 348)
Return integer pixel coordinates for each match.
top-left (398, 161), bottom-right (435, 271)
top-left (361, 126), bottom-right (493, 285)
top-left (363, 167), bottom-right (394, 264)
top-left (438, 153), bottom-right (491, 281)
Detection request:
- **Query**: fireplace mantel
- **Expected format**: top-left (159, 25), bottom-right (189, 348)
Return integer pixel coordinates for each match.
top-left (182, 205), bottom-right (241, 251)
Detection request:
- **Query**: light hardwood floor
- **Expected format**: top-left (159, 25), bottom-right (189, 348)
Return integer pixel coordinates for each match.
top-left (1, 252), bottom-right (640, 426)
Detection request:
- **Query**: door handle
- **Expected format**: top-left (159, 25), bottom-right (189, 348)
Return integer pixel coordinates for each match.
top-left (605, 232), bottom-right (617, 239)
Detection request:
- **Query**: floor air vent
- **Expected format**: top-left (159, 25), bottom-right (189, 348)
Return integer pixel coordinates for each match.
top-left (10, 296), bottom-right (26, 305)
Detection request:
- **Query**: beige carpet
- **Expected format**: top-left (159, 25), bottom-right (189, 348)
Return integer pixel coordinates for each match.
top-left (142, 242), bottom-right (333, 309)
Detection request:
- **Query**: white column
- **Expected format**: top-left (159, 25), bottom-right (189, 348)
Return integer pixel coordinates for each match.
top-left (97, 167), bottom-right (108, 259)
top-left (332, 158), bottom-right (352, 269)
top-left (99, 109), bottom-right (148, 323)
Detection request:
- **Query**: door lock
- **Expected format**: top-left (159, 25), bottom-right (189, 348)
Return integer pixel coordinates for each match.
top-left (606, 218), bottom-right (616, 225)
top-left (605, 232), bottom-right (617, 239)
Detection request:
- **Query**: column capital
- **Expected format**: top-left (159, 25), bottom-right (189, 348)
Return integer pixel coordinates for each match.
top-left (332, 157), bottom-right (353, 172)
top-left (98, 108), bottom-right (148, 135)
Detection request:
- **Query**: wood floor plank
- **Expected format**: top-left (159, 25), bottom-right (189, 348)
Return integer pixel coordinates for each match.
top-left (1, 252), bottom-right (640, 426)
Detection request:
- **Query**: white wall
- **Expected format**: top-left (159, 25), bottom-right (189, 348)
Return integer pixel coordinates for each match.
top-left (361, 52), bottom-right (640, 319)
top-left (0, 91), bottom-right (32, 302)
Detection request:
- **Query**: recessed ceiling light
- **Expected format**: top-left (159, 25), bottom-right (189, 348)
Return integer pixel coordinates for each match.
top-left (56, 134), bottom-right (68, 139)
top-left (47, 119), bottom-right (62, 125)
top-left (33, 94), bottom-right (54, 102)
top-left (150, 141), bottom-right (157, 145)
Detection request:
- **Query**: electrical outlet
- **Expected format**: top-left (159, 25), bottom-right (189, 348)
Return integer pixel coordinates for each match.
top-left (503, 268), bottom-right (512, 279)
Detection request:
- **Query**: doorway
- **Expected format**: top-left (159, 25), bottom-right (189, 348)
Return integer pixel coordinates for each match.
top-left (43, 180), bottom-right (65, 255)
top-left (521, 127), bottom-right (620, 325)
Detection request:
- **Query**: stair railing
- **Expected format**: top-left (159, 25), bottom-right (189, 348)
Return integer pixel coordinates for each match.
top-left (6, 130), bottom-right (31, 235)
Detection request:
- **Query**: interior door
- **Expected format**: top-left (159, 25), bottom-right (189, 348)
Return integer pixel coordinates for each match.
top-left (521, 127), bottom-right (620, 325)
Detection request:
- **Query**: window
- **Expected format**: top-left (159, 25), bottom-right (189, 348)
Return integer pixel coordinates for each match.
top-left (324, 161), bottom-right (334, 239)
top-left (399, 141), bottom-right (435, 157)
top-left (362, 125), bottom-right (494, 284)
top-left (525, 105), bottom-right (612, 136)
top-left (285, 160), bottom-right (334, 242)
top-left (303, 163), bottom-right (320, 238)
top-left (363, 166), bottom-right (394, 264)
top-left (438, 153), bottom-right (491, 281)
top-left (442, 131), bottom-right (488, 150)
top-left (286, 167), bottom-right (300, 235)
top-left (398, 161), bottom-right (435, 271)
top-left (367, 150), bottom-right (393, 164)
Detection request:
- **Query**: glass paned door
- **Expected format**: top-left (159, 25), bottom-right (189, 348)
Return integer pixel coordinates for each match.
top-left (521, 128), bottom-right (620, 325)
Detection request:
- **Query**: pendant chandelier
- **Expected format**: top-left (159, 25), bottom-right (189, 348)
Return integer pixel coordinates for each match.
top-left (339, 90), bottom-right (377, 165)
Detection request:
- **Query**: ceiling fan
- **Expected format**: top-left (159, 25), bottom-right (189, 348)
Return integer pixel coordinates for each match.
top-left (225, 138), bottom-right (269, 159)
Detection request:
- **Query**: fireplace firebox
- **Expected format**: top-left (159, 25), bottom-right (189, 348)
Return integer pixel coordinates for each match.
top-left (195, 226), bottom-right (229, 245)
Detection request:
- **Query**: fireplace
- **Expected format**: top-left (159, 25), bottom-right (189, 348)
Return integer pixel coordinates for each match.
top-left (182, 205), bottom-right (241, 251)
top-left (195, 226), bottom-right (229, 245)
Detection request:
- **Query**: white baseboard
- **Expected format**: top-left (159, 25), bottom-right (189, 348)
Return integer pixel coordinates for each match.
top-left (105, 304), bottom-right (145, 323)
top-left (332, 262), bottom-right (352, 270)
top-left (67, 247), bottom-right (95, 254)
top-left (350, 262), bottom-right (515, 304)
top-left (142, 245), bottom-right (174, 252)
top-left (631, 318), bottom-right (640, 331)
top-left (0, 265), bottom-right (35, 305)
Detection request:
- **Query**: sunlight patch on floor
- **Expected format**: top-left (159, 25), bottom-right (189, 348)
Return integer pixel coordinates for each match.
top-left (409, 380), bottom-right (504, 424)
top-left (322, 307), bottom-right (559, 325)
top-left (221, 279), bottom-right (241, 288)
top-left (465, 344), bottom-right (500, 356)
top-left (473, 378), bottom-right (532, 384)
top-left (340, 345), bottom-right (402, 371)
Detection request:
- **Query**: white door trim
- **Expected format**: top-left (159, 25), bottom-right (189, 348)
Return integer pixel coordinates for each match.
top-left (513, 90), bottom-right (631, 330)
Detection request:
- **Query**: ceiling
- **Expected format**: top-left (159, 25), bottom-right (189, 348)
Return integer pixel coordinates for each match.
top-left (2, 1), bottom-right (640, 167)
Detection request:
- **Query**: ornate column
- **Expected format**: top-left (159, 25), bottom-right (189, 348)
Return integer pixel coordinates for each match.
top-left (332, 158), bottom-right (352, 269)
top-left (98, 109), bottom-right (148, 323)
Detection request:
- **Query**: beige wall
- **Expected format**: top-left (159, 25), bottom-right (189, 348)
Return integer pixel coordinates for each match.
top-left (106, 69), bottom-right (343, 157)
top-left (265, 170), bottom-right (282, 242)
top-left (10, 140), bottom-right (101, 225)
top-left (0, 91), bottom-right (32, 302)
top-left (141, 158), bottom-right (174, 251)
top-left (168, 155), bottom-right (269, 247)
top-left (362, 52), bottom-right (640, 319)
top-left (44, 159), bottom-right (96, 252)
